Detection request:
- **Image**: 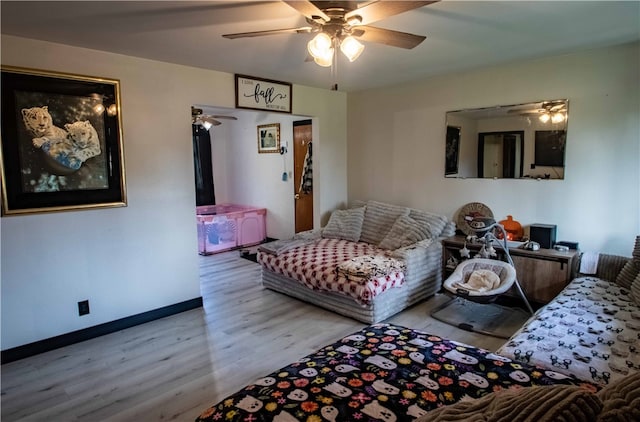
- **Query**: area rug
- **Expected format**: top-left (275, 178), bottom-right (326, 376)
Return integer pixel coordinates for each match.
top-left (239, 238), bottom-right (277, 264)
top-left (240, 249), bottom-right (258, 263)
top-left (431, 296), bottom-right (531, 339)
top-left (240, 252), bottom-right (257, 263)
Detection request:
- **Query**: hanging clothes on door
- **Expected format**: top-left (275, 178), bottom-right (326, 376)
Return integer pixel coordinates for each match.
top-left (299, 142), bottom-right (313, 194)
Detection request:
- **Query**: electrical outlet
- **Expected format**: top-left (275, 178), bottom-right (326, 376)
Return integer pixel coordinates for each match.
top-left (78, 300), bottom-right (90, 316)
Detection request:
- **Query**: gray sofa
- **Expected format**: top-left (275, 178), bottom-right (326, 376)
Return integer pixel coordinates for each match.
top-left (498, 250), bottom-right (640, 386)
top-left (258, 200), bottom-right (455, 323)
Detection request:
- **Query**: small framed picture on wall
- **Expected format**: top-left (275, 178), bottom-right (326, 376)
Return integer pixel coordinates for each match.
top-left (445, 125), bottom-right (461, 176)
top-left (257, 123), bottom-right (280, 154)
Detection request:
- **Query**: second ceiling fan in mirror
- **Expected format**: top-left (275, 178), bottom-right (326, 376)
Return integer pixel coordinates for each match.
top-left (192, 107), bottom-right (237, 130)
top-left (508, 100), bottom-right (568, 124)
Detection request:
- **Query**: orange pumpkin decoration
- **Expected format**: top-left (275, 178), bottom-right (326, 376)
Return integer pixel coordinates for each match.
top-left (499, 215), bottom-right (523, 241)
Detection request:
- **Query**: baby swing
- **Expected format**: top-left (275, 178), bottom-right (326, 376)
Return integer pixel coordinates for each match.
top-left (431, 216), bottom-right (534, 338)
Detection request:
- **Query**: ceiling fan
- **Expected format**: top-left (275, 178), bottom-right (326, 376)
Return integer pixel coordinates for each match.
top-left (223, 1), bottom-right (439, 67)
top-left (510, 101), bottom-right (566, 114)
top-left (508, 100), bottom-right (568, 123)
top-left (191, 106), bottom-right (237, 129)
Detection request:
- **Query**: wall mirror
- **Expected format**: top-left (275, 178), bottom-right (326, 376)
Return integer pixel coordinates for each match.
top-left (445, 99), bottom-right (568, 180)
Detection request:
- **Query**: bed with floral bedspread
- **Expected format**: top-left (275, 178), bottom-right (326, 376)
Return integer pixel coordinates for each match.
top-left (196, 324), bottom-right (597, 422)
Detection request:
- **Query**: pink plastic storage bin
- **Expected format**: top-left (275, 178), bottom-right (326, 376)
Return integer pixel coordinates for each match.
top-left (196, 204), bottom-right (267, 255)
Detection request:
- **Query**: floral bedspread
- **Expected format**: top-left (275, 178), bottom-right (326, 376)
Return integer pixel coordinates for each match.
top-left (196, 324), bottom-right (597, 422)
top-left (257, 238), bottom-right (405, 306)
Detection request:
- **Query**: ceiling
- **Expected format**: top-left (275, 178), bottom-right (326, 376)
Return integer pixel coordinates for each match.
top-left (1, 1), bottom-right (639, 93)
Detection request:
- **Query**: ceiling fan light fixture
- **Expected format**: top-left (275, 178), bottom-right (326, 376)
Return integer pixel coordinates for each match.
top-left (340, 36), bottom-right (364, 62)
top-left (201, 120), bottom-right (213, 130)
top-left (307, 32), bottom-right (333, 59)
top-left (223, 1), bottom-right (435, 75)
top-left (314, 53), bottom-right (333, 67)
top-left (538, 113), bottom-right (551, 123)
top-left (551, 112), bottom-right (565, 123)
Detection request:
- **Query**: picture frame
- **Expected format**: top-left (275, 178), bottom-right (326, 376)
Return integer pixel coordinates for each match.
top-left (535, 130), bottom-right (566, 167)
top-left (1, 66), bottom-right (127, 216)
top-left (445, 125), bottom-right (461, 176)
top-left (235, 74), bottom-right (292, 113)
top-left (257, 123), bottom-right (280, 154)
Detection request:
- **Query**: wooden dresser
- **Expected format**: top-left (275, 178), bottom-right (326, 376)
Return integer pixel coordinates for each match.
top-left (442, 235), bottom-right (579, 304)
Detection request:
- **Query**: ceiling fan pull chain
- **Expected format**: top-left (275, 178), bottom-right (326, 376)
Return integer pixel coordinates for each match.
top-left (331, 40), bottom-right (338, 91)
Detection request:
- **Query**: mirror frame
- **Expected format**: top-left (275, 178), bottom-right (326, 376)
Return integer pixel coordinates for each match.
top-left (445, 99), bottom-right (569, 180)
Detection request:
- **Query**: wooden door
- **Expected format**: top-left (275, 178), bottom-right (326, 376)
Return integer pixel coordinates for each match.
top-left (502, 134), bottom-right (516, 178)
top-left (293, 120), bottom-right (313, 233)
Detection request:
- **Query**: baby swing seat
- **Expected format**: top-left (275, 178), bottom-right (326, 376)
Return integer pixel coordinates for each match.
top-left (444, 258), bottom-right (517, 303)
top-left (433, 258), bottom-right (530, 339)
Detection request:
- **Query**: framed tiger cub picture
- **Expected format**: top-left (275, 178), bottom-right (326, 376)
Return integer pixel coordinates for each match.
top-left (0, 66), bottom-right (127, 215)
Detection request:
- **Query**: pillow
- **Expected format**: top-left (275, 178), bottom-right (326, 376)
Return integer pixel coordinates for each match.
top-left (597, 372), bottom-right (640, 421)
top-left (349, 199), bottom-right (367, 209)
top-left (408, 208), bottom-right (449, 239)
top-left (378, 215), bottom-right (432, 250)
top-left (615, 235), bottom-right (640, 289)
top-left (415, 385), bottom-right (602, 422)
top-left (631, 272), bottom-right (640, 305)
top-left (359, 201), bottom-right (410, 245)
top-left (616, 260), bottom-right (639, 289)
top-left (441, 220), bottom-right (457, 238)
top-left (322, 207), bottom-right (365, 242)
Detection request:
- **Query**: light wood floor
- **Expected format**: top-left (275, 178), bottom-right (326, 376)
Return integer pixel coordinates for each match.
top-left (1, 250), bottom-right (509, 421)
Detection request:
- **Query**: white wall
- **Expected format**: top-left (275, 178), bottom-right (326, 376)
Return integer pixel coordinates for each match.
top-left (0, 36), bottom-right (347, 349)
top-left (208, 87), bottom-right (347, 240)
top-left (348, 42), bottom-right (640, 255)
top-left (210, 112), bottom-right (307, 240)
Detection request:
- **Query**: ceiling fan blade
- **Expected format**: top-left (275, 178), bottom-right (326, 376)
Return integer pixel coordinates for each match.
top-left (283, 0), bottom-right (330, 23)
top-left (223, 26), bottom-right (312, 39)
top-left (193, 117), bottom-right (222, 127)
top-left (346, 1), bottom-right (439, 26)
top-left (548, 104), bottom-right (566, 112)
top-left (355, 26), bottom-right (426, 49)
top-left (210, 115), bottom-right (238, 120)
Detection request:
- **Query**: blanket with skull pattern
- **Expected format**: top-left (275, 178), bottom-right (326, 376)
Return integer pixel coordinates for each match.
top-left (196, 323), bottom-right (596, 422)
